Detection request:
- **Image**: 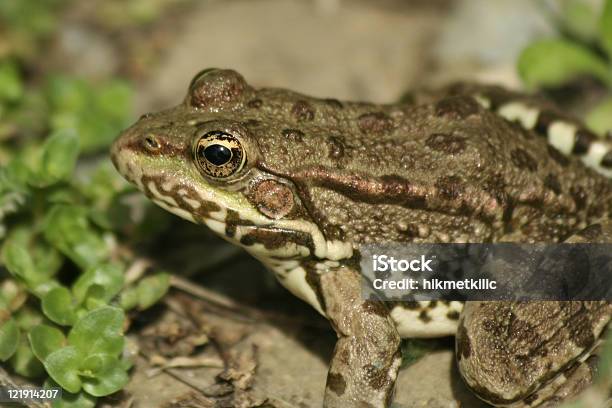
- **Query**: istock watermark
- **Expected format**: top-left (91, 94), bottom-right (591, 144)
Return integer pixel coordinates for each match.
top-left (360, 243), bottom-right (612, 301)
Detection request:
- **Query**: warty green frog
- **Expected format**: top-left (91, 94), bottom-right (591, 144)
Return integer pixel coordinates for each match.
top-left (111, 69), bottom-right (612, 407)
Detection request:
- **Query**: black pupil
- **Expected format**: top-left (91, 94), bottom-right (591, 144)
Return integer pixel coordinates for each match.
top-left (203, 144), bottom-right (232, 166)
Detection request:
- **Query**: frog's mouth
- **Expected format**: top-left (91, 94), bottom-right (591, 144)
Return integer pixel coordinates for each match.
top-left (111, 136), bottom-right (353, 263)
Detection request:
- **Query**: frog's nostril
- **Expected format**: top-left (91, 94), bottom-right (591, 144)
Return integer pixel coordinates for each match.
top-left (143, 135), bottom-right (161, 152)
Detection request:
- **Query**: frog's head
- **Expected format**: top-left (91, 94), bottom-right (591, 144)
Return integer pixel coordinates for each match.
top-left (111, 68), bottom-right (353, 263)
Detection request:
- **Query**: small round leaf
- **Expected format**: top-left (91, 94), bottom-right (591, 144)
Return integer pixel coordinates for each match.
top-left (29, 324), bottom-right (66, 361)
top-left (0, 318), bottom-right (20, 361)
top-left (44, 346), bottom-right (83, 393)
top-left (42, 287), bottom-right (77, 326)
top-left (68, 306), bottom-right (124, 357)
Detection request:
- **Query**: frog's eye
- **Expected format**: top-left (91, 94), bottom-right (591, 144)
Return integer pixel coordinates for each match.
top-left (194, 131), bottom-right (246, 179)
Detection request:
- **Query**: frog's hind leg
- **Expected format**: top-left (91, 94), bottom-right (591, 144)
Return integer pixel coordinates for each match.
top-left (390, 300), bottom-right (463, 338)
top-left (456, 220), bottom-right (612, 407)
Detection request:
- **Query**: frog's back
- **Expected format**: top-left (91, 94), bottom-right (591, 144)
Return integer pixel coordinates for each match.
top-left (245, 84), bottom-right (611, 245)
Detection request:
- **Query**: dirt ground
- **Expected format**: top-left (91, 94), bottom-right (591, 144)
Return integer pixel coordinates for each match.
top-left (49, 1), bottom-right (560, 407)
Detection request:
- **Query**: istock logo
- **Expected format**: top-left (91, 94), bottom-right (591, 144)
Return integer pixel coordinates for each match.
top-left (372, 254), bottom-right (434, 272)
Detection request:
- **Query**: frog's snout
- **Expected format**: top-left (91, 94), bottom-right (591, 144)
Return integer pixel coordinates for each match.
top-left (110, 124), bottom-right (147, 180)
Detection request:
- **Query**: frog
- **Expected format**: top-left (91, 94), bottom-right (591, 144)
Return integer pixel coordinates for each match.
top-left (110, 68), bottom-right (612, 407)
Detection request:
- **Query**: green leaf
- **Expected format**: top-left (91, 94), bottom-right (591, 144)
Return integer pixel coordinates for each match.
top-left (10, 338), bottom-right (45, 378)
top-left (43, 205), bottom-right (109, 269)
top-left (82, 357), bottom-right (129, 397)
top-left (1, 238), bottom-right (39, 285)
top-left (0, 164), bottom-right (29, 239)
top-left (34, 129), bottom-right (80, 186)
top-left (29, 324), bottom-right (66, 361)
top-left (518, 39), bottom-right (611, 88)
top-left (68, 306), bottom-right (124, 357)
top-left (72, 263), bottom-right (124, 304)
top-left (82, 285), bottom-right (107, 310)
top-left (0, 60), bottom-right (23, 102)
top-left (601, 0), bottom-right (612, 58)
top-left (586, 96), bottom-right (612, 135)
top-left (46, 76), bottom-right (133, 153)
top-left (0, 318), bottom-right (20, 361)
top-left (136, 272), bottom-right (170, 310)
top-left (42, 286), bottom-right (77, 326)
top-left (44, 346), bottom-right (83, 393)
top-left (119, 287), bottom-right (139, 311)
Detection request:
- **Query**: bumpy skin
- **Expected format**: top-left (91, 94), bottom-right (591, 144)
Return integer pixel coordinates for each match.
top-left (111, 69), bottom-right (612, 407)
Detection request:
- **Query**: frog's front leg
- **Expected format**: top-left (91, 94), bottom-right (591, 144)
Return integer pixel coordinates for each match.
top-left (318, 265), bottom-right (402, 408)
top-left (457, 220), bottom-right (612, 407)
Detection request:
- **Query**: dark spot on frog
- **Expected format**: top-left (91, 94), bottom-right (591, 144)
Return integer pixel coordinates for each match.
top-left (434, 95), bottom-right (480, 120)
top-left (362, 301), bottom-right (388, 318)
top-left (247, 98), bottom-right (263, 109)
top-left (425, 133), bottom-right (466, 154)
top-left (570, 186), bottom-right (587, 210)
top-left (418, 310), bottom-right (431, 323)
top-left (248, 179), bottom-right (295, 219)
top-left (507, 120), bottom-right (534, 140)
top-left (456, 322), bottom-right (471, 361)
top-left (322, 223), bottom-right (346, 242)
top-left (601, 150), bottom-right (612, 168)
top-left (482, 173), bottom-right (509, 203)
top-left (544, 174), bottom-right (562, 195)
top-left (572, 323), bottom-right (596, 349)
top-left (225, 209), bottom-right (240, 237)
top-left (291, 100), bottom-right (315, 122)
top-left (576, 223), bottom-right (602, 240)
top-left (510, 148), bottom-right (538, 172)
top-left (282, 128), bottom-right (304, 142)
top-left (363, 364), bottom-right (389, 390)
top-left (188, 69), bottom-right (249, 109)
top-left (572, 129), bottom-right (596, 155)
top-left (244, 119), bottom-right (260, 127)
top-left (402, 301), bottom-right (420, 310)
top-left (435, 175), bottom-right (465, 200)
top-left (357, 112), bottom-right (393, 134)
top-left (446, 310), bottom-right (460, 320)
top-left (328, 136), bottom-right (346, 159)
top-left (480, 86), bottom-right (515, 110)
top-left (534, 110), bottom-right (558, 135)
top-left (547, 145), bottom-right (570, 167)
top-left (324, 98), bottom-right (343, 109)
top-left (327, 372), bottom-right (346, 396)
top-left (396, 222), bottom-right (419, 238)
